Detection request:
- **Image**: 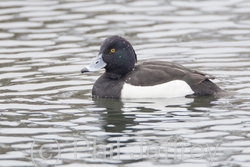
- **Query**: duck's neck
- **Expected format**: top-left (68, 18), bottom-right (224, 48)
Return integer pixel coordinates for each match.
top-left (105, 72), bottom-right (123, 79)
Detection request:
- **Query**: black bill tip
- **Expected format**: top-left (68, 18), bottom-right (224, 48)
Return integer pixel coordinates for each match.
top-left (81, 67), bottom-right (89, 73)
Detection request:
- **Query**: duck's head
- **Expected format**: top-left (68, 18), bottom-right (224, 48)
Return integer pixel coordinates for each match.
top-left (81, 35), bottom-right (137, 78)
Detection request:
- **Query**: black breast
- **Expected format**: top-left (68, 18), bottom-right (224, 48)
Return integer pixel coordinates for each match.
top-left (92, 73), bottom-right (124, 98)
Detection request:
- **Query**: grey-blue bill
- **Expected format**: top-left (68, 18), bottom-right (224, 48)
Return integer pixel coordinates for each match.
top-left (81, 54), bottom-right (106, 73)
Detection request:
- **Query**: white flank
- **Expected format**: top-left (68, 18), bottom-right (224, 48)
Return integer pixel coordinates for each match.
top-left (121, 80), bottom-right (194, 99)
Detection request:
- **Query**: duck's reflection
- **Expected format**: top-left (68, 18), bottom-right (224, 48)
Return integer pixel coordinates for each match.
top-left (187, 95), bottom-right (220, 112)
top-left (93, 96), bottom-right (220, 133)
top-left (93, 98), bottom-right (136, 133)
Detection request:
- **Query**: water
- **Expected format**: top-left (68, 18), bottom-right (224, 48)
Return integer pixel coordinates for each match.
top-left (0, 0), bottom-right (250, 167)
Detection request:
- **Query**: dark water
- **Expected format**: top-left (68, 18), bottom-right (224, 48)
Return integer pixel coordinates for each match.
top-left (0, 0), bottom-right (250, 167)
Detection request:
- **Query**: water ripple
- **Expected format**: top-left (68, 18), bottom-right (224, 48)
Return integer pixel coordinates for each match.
top-left (0, 0), bottom-right (249, 167)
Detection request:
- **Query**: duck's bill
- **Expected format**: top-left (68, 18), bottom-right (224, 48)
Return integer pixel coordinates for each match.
top-left (81, 54), bottom-right (107, 73)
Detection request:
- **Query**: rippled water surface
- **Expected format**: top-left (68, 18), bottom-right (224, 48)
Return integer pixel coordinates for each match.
top-left (0, 0), bottom-right (250, 167)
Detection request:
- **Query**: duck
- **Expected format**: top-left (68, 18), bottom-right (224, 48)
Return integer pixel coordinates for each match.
top-left (81, 35), bottom-right (223, 99)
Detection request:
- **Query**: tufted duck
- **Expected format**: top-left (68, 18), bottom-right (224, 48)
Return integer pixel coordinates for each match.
top-left (81, 35), bottom-right (223, 98)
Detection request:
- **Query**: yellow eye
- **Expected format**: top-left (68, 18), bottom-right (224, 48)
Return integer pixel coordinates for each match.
top-left (110, 48), bottom-right (116, 53)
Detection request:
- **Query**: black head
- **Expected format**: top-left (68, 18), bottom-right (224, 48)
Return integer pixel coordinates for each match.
top-left (81, 35), bottom-right (137, 79)
top-left (100, 35), bottom-right (137, 77)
